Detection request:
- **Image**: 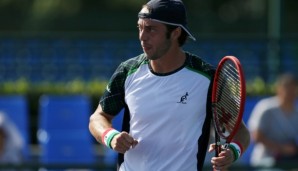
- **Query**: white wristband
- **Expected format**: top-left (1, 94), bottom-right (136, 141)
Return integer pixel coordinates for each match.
top-left (229, 142), bottom-right (242, 161)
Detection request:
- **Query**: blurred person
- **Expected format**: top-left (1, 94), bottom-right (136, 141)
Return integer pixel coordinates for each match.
top-left (248, 73), bottom-right (298, 168)
top-left (89, 0), bottom-right (250, 171)
top-left (0, 111), bottom-right (24, 164)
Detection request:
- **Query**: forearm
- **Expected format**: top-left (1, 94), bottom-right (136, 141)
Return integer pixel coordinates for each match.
top-left (89, 106), bottom-right (138, 153)
top-left (89, 107), bottom-right (113, 144)
top-left (210, 121), bottom-right (250, 170)
top-left (232, 121), bottom-right (250, 153)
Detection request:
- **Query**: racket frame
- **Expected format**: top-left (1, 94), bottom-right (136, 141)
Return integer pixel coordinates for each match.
top-left (212, 56), bottom-right (246, 155)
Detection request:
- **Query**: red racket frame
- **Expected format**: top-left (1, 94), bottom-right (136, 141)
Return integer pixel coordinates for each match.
top-left (212, 56), bottom-right (246, 155)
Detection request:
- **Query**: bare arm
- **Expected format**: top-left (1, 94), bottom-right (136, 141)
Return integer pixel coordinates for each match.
top-left (89, 104), bottom-right (138, 153)
top-left (232, 121), bottom-right (251, 152)
top-left (210, 121), bottom-right (250, 170)
top-left (89, 104), bottom-right (113, 144)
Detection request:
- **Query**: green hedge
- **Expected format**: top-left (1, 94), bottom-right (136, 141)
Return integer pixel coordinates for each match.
top-left (0, 77), bottom-right (275, 96)
top-left (0, 78), bottom-right (108, 96)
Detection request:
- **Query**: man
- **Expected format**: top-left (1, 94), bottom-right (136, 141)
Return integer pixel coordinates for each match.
top-left (248, 73), bottom-right (298, 168)
top-left (89, 0), bottom-right (250, 170)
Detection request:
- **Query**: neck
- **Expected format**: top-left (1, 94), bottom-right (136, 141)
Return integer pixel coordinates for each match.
top-left (150, 48), bottom-right (186, 74)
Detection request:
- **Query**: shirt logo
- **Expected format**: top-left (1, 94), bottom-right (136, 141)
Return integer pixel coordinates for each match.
top-left (177, 92), bottom-right (189, 104)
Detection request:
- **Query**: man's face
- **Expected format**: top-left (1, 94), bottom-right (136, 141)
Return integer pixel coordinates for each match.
top-left (137, 17), bottom-right (172, 60)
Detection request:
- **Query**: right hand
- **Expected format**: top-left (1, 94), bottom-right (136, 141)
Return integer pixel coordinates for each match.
top-left (110, 131), bottom-right (138, 153)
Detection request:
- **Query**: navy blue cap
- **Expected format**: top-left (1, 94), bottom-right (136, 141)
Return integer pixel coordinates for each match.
top-left (138, 0), bottom-right (196, 41)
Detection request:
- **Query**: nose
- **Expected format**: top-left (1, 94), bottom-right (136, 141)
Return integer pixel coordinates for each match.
top-left (139, 29), bottom-right (148, 41)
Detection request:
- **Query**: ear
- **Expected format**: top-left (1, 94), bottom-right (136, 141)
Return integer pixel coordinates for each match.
top-left (171, 27), bottom-right (182, 40)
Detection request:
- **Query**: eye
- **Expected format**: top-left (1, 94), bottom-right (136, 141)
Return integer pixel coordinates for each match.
top-left (146, 26), bottom-right (156, 33)
top-left (149, 27), bottom-right (155, 32)
top-left (137, 25), bottom-right (142, 31)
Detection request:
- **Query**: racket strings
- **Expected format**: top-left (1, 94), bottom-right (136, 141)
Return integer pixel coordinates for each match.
top-left (215, 62), bottom-right (241, 134)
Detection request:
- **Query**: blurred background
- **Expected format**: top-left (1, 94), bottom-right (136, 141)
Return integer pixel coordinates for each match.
top-left (0, 0), bottom-right (297, 170)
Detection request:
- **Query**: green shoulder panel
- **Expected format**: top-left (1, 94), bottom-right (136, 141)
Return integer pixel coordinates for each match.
top-left (100, 54), bottom-right (148, 116)
top-left (184, 52), bottom-right (215, 80)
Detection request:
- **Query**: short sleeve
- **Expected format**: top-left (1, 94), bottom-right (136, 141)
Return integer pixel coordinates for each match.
top-left (99, 62), bottom-right (127, 116)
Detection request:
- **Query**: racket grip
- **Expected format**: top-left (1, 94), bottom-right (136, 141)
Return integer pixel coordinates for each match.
top-left (213, 143), bottom-right (222, 171)
top-left (215, 141), bottom-right (221, 157)
top-left (215, 131), bottom-right (221, 157)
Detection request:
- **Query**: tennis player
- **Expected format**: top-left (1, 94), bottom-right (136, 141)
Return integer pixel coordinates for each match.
top-left (89, 0), bottom-right (250, 170)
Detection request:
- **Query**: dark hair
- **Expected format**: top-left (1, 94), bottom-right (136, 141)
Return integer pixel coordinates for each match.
top-left (166, 24), bottom-right (188, 47)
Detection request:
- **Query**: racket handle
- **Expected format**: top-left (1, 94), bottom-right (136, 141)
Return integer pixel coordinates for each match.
top-left (215, 141), bottom-right (221, 157)
top-left (214, 142), bottom-right (222, 171)
top-left (215, 132), bottom-right (221, 157)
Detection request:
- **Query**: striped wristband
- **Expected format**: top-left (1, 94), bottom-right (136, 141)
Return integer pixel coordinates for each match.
top-left (101, 128), bottom-right (120, 149)
top-left (228, 142), bottom-right (243, 161)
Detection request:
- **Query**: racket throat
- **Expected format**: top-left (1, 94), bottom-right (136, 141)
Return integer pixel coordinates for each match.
top-left (216, 142), bottom-right (229, 150)
top-left (223, 143), bottom-right (229, 149)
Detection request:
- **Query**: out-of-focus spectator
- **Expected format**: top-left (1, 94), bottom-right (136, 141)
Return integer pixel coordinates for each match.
top-left (0, 111), bottom-right (24, 164)
top-left (248, 73), bottom-right (298, 168)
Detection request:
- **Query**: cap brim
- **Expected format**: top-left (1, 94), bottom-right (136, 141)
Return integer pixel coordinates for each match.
top-left (150, 19), bottom-right (196, 41)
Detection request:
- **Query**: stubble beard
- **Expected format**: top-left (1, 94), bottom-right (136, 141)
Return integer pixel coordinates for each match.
top-left (145, 38), bottom-right (172, 61)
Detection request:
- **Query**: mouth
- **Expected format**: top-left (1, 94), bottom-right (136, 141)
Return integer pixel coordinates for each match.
top-left (142, 44), bottom-right (151, 52)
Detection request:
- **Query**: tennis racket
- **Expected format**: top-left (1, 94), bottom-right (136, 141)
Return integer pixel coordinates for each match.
top-left (211, 56), bottom-right (246, 158)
